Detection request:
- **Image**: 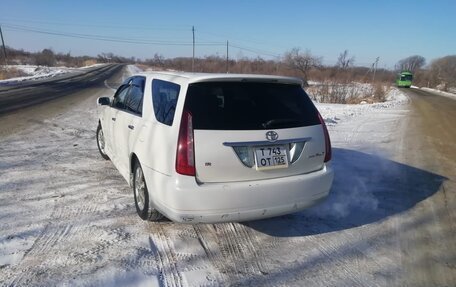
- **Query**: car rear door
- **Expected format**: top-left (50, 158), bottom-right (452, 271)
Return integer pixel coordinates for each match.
top-left (185, 81), bottom-right (328, 183)
top-left (114, 76), bottom-right (146, 179)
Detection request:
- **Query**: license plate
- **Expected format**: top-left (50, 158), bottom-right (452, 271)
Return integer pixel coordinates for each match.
top-left (254, 145), bottom-right (289, 170)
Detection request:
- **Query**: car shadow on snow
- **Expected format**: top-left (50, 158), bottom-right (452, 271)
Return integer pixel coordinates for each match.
top-left (245, 147), bottom-right (447, 237)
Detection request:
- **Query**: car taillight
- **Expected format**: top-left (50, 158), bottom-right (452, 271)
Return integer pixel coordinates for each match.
top-left (318, 112), bottom-right (332, 162)
top-left (176, 110), bottom-right (195, 176)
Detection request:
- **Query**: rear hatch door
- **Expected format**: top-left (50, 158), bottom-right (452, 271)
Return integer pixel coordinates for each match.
top-left (185, 80), bottom-right (326, 183)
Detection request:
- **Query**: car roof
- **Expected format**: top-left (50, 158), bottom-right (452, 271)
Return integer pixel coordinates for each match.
top-left (135, 71), bottom-right (303, 85)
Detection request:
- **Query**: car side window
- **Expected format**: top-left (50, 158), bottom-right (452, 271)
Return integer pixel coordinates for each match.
top-left (112, 83), bottom-right (131, 110)
top-left (152, 79), bottom-right (180, 126)
top-left (125, 76), bottom-right (145, 116)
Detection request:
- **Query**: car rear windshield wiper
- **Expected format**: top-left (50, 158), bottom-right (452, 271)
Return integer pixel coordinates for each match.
top-left (262, 119), bottom-right (302, 129)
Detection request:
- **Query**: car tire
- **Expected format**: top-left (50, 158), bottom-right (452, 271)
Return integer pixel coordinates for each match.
top-left (133, 161), bottom-right (164, 221)
top-left (96, 123), bottom-right (110, 160)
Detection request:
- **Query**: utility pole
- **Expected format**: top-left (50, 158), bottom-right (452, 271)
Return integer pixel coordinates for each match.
top-left (372, 57), bottom-right (379, 82)
top-left (226, 40), bottom-right (229, 73)
top-left (0, 25), bottom-right (7, 65)
top-left (192, 26), bottom-right (195, 72)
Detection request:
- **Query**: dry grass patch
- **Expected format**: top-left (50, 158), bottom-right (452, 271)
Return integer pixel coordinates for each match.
top-left (82, 59), bottom-right (98, 67)
top-left (307, 81), bottom-right (390, 104)
top-left (0, 66), bottom-right (28, 80)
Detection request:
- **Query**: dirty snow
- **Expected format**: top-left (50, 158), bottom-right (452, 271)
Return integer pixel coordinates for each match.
top-left (0, 68), bottom-right (425, 286)
top-left (315, 88), bottom-right (408, 126)
top-left (417, 86), bottom-right (456, 100)
top-left (0, 63), bottom-right (104, 84)
top-left (126, 65), bottom-right (144, 75)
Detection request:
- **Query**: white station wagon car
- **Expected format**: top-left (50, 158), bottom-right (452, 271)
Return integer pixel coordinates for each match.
top-left (96, 72), bottom-right (334, 223)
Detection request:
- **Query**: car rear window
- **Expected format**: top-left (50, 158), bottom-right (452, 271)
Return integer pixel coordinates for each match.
top-left (184, 81), bottom-right (320, 130)
top-left (152, 79), bottom-right (180, 126)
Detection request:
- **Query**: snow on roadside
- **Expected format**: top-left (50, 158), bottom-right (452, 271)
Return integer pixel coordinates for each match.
top-left (0, 63), bottom-right (104, 84)
top-left (307, 81), bottom-right (388, 103)
top-left (309, 87), bottom-right (409, 220)
top-left (315, 87), bottom-right (408, 127)
top-left (416, 86), bottom-right (456, 100)
top-left (127, 65), bottom-right (144, 75)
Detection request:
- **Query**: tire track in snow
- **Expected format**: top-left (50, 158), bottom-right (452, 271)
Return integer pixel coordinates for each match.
top-left (25, 224), bottom-right (73, 256)
top-left (194, 223), bottom-right (268, 277)
top-left (1, 65), bottom-right (139, 286)
top-left (71, 227), bottom-right (131, 264)
top-left (9, 190), bottom-right (126, 286)
top-left (149, 223), bottom-right (184, 287)
top-left (20, 186), bottom-right (107, 256)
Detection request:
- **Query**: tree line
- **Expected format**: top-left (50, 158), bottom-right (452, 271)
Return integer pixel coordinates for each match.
top-left (396, 55), bottom-right (456, 91)
top-left (1, 46), bottom-right (455, 91)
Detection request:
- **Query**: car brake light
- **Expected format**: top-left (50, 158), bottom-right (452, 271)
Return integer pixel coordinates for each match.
top-left (318, 112), bottom-right (332, 162)
top-left (176, 110), bottom-right (196, 176)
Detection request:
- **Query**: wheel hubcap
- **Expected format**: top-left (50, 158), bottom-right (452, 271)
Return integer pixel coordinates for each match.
top-left (98, 128), bottom-right (106, 154)
top-left (134, 167), bottom-right (146, 211)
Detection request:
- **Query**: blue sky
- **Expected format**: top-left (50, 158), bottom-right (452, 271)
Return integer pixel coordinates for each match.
top-left (1, 0), bottom-right (455, 68)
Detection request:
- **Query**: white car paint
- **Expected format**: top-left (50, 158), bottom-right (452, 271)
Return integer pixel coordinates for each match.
top-left (97, 72), bottom-right (334, 223)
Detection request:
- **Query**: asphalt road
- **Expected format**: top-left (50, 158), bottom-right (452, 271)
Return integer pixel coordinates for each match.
top-left (397, 88), bottom-right (456, 286)
top-left (0, 64), bottom-right (122, 114)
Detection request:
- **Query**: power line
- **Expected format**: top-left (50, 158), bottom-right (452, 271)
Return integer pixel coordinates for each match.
top-left (184, 26), bottom-right (283, 59)
top-left (0, 18), bottom-right (191, 31)
top-left (3, 24), bottom-right (223, 46)
top-left (2, 18), bottom-right (287, 58)
top-left (229, 43), bottom-right (280, 58)
top-left (2, 23), bottom-right (285, 59)
top-left (198, 29), bottom-right (290, 51)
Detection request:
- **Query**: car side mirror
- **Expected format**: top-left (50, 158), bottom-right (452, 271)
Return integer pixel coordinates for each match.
top-left (97, 97), bottom-right (111, 106)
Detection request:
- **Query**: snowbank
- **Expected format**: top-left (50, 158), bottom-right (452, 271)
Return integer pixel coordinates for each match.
top-left (0, 63), bottom-right (104, 84)
top-left (418, 87), bottom-right (456, 100)
top-left (315, 87), bottom-right (408, 127)
top-left (126, 65), bottom-right (144, 75)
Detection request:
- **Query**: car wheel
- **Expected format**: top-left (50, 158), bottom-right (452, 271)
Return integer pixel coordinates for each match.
top-left (96, 123), bottom-right (110, 160)
top-left (133, 161), bottom-right (164, 221)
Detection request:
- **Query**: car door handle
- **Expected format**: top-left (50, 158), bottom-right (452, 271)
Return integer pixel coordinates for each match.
top-left (128, 125), bottom-right (134, 130)
top-left (111, 117), bottom-right (116, 121)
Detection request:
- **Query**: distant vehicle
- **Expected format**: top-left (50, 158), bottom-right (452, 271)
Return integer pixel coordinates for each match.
top-left (96, 72), bottom-right (334, 223)
top-left (396, 71), bottom-right (413, 88)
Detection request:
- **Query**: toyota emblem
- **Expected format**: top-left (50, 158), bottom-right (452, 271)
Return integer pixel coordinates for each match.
top-left (266, 131), bottom-right (279, 142)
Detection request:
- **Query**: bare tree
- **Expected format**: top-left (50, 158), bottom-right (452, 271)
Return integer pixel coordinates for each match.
top-left (336, 50), bottom-right (355, 70)
top-left (35, 48), bottom-right (56, 66)
top-left (284, 48), bottom-right (322, 85)
top-left (145, 53), bottom-right (166, 68)
top-left (97, 52), bottom-right (114, 63)
top-left (395, 55), bottom-right (426, 73)
top-left (430, 55), bottom-right (456, 90)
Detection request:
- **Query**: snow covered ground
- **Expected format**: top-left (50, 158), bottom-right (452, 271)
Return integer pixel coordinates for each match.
top-left (316, 88), bottom-right (408, 127)
top-left (413, 86), bottom-right (456, 101)
top-left (0, 67), bottom-right (417, 286)
top-left (0, 64), bottom-right (104, 84)
top-left (306, 81), bottom-right (392, 104)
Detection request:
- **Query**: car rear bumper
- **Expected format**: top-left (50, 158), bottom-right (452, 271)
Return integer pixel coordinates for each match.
top-left (143, 163), bottom-right (334, 223)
